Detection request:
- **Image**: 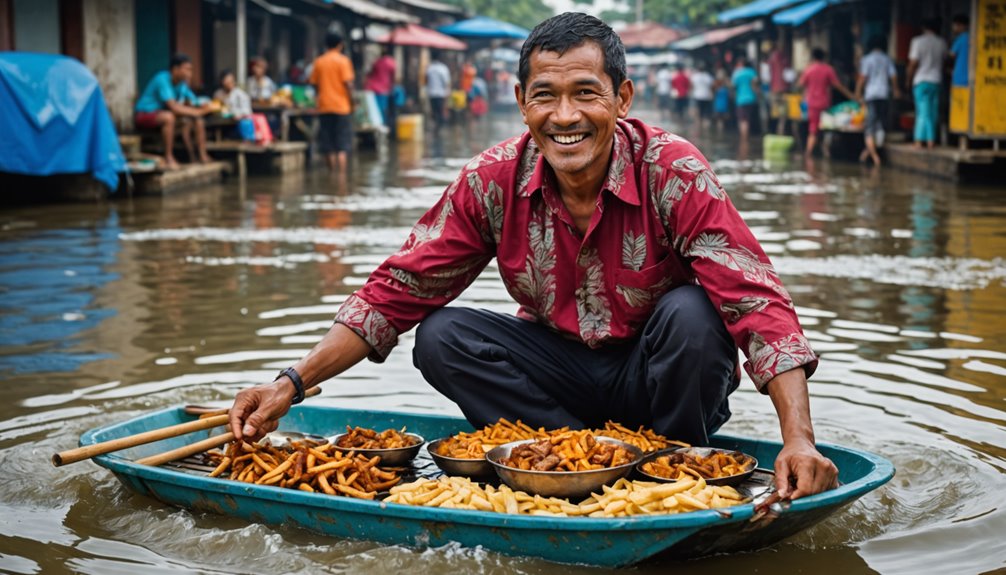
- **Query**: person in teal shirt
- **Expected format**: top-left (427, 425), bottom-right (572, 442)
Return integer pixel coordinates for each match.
top-left (950, 14), bottom-right (970, 88)
top-left (730, 56), bottom-right (759, 141)
top-left (134, 54), bottom-right (212, 169)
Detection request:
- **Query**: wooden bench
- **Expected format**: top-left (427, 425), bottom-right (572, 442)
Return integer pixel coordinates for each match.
top-left (204, 140), bottom-right (308, 176)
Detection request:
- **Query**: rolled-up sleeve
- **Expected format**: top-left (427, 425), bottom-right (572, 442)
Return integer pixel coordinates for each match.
top-left (656, 151), bottom-right (817, 390)
top-left (334, 170), bottom-right (495, 361)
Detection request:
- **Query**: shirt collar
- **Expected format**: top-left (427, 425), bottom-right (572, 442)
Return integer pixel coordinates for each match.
top-left (519, 121), bottom-right (640, 206)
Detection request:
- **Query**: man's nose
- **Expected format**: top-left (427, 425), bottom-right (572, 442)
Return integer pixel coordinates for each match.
top-left (552, 95), bottom-right (583, 126)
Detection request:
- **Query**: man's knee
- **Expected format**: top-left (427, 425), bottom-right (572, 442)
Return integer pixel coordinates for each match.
top-left (643, 285), bottom-right (731, 350)
top-left (413, 308), bottom-right (468, 362)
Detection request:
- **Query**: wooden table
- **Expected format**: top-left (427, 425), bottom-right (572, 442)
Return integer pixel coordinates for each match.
top-left (252, 106), bottom-right (318, 142)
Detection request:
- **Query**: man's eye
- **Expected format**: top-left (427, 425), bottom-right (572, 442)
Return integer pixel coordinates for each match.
top-left (533, 91), bottom-right (552, 99)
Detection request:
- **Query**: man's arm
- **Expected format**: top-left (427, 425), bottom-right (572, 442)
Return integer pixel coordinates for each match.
top-left (855, 73), bottom-right (866, 101)
top-left (765, 368), bottom-right (838, 499)
top-left (229, 323), bottom-right (370, 441)
top-left (165, 99), bottom-right (209, 117)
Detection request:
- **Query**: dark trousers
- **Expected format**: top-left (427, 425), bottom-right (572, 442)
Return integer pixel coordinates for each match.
top-left (413, 285), bottom-right (739, 446)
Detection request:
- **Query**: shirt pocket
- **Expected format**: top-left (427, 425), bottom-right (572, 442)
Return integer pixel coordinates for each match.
top-left (613, 254), bottom-right (680, 310)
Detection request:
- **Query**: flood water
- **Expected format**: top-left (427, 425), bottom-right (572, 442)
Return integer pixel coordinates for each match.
top-left (2, 107), bottom-right (1005, 575)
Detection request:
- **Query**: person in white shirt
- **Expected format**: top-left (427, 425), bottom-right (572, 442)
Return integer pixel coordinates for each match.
top-left (425, 52), bottom-right (451, 130)
top-left (214, 69), bottom-right (252, 118)
top-left (856, 36), bottom-right (899, 166)
top-left (907, 19), bottom-right (947, 149)
top-left (655, 65), bottom-right (672, 120)
top-left (690, 61), bottom-right (715, 128)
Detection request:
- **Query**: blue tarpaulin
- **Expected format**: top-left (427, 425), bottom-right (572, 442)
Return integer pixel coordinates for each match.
top-left (773, 0), bottom-right (831, 26)
top-left (0, 52), bottom-right (125, 191)
top-left (717, 0), bottom-right (805, 22)
top-left (438, 16), bottom-right (530, 40)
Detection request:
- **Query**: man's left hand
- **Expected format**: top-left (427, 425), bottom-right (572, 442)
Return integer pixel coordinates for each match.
top-left (773, 438), bottom-right (838, 500)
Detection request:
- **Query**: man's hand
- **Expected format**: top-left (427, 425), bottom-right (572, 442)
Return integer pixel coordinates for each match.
top-left (774, 438), bottom-right (838, 499)
top-left (228, 379), bottom-right (296, 442)
top-left (766, 367), bottom-right (838, 500)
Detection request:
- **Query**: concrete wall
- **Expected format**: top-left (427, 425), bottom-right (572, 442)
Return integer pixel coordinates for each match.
top-left (12, 0), bottom-right (60, 53)
top-left (83, 0), bottom-right (136, 130)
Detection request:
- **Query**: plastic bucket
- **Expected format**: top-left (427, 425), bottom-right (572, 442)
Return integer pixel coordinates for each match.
top-left (397, 114), bottom-right (423, 141)
top-left (763, 134), bottom-right (794, 154)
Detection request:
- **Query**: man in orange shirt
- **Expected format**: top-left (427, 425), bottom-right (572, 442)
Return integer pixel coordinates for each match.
top-left (310, 31), bottom-right (356, 171)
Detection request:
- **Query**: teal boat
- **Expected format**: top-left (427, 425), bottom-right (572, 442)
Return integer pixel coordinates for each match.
top-left (81, 405), bottom-right (894, 567)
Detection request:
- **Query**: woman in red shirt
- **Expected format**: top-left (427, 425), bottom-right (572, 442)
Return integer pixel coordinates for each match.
top-left (799, 48), bottom-right (855, 157)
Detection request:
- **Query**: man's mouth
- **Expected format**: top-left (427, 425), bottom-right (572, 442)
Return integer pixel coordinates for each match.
top-left (550, 133), bottom-right (587, 145)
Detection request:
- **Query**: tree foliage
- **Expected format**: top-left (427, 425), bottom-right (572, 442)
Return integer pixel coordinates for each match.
top-left (440, 0), bottom-right (555, 30)
top-left (640, 0), bottom-right (751, 27)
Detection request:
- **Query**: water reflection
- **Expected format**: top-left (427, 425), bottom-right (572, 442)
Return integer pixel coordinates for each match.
top-left (0, 109), bottom-right (1004, 574)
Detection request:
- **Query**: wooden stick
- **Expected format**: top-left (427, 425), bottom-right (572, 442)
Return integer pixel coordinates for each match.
top-left (52, 414), bottom-right (229, 467)
top-left (135, 431), bottom-right (235, 467)
top-left (184, 386), bottom-right (322, 417)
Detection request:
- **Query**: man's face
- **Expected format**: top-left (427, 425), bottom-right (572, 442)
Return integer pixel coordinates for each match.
top-left (516, 42), bottom-right (633, 184)
top-left (953, 22), bottom-right (965, 34)
top-left (172, 62), bottom-right (193, 84)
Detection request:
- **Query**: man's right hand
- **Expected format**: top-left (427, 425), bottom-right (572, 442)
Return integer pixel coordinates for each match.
top-left (228, 379), bottom-right (297, 442)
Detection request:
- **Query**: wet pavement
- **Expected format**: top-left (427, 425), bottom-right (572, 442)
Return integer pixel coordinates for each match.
top-left (1, 107), bottom-right (1005, 574)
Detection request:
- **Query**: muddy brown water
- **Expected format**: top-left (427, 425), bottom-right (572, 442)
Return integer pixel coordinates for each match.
top-left (1, 108), bottom-right (1005, 574)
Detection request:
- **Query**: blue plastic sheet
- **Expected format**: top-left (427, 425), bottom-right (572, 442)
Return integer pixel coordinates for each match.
top-left (0, 52), bottom-right (126, 191)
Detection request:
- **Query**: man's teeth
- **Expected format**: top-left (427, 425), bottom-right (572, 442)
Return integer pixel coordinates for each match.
top-left (553, 134), bottom-right (585, 144)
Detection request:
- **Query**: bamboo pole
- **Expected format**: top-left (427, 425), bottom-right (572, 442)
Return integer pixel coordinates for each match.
top-left (135, 431), bottom-right (234, 467)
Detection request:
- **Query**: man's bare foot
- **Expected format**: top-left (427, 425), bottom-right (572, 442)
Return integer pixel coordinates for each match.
top-left (912, 142), bottom-right (922, 149)
top-left (164, 157), bottom-right (181, 170)
top-left (199, 154), bottom-right (213, 164)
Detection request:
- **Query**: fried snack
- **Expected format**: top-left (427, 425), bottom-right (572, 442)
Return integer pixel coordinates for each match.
top-left (435, 418), bottom-right (559, 459)
top-left (641, 450), bottom-right (754, 480)
top-left (385, 476), bottom-right (746, 517)
top-left (335, 426), bottom-right (418, 450)
top-left (500, 431), bottom-right (636, 472)
top-left (593, 421), bottom-right (689, 453)
top-left (205, 439), bottom-right (401, 498)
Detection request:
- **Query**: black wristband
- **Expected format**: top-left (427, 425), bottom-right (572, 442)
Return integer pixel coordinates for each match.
top-left (275, 367), bottom-right (306, 405)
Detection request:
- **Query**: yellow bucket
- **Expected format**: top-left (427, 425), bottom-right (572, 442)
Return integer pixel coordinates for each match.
top-left (397, 114), bottom-right (423, 141)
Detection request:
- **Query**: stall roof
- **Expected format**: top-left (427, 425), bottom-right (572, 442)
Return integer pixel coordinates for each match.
top-left (377, 23), bottom-right (467, 49)
top-left (772, 0), bottom-right (831, 26)
top-left (617, 21), bottom-right (682, 50)
top-left (392, 0), bottom-right (465, 15)
top-left (671, 22), bottom-right (760, 51)
top-left (717, 0), bottom-right (805, 22)
top-left (323, 0), bottom-right (418, 23)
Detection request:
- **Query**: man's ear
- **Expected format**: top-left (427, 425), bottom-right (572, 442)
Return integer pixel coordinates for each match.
top-left (515, 83), bottom-right (528, 125)
top-left (616, 79), bottom-right (635, 119)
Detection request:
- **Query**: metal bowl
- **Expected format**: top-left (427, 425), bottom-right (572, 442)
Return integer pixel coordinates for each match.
top-left (635, 446), bottom-right (758, 487)
top-left (330, 432), bottom-right (424, 467)
top-left (486, 438), bottom-right (644, 499)
top-left (426, 438), bottom-right (494, 478)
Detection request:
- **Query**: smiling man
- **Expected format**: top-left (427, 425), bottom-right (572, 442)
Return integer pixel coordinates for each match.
top-left (229, 13), bottom-right (837, 500)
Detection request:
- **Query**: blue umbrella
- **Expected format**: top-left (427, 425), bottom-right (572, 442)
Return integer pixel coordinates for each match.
top-left (438, 16), bottom-right (530, 40)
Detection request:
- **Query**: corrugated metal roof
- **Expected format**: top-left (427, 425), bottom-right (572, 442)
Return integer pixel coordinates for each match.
top-left (324, 0), bottom-right (418, 24)
top-left (392, 0), bottom-right (464, 15)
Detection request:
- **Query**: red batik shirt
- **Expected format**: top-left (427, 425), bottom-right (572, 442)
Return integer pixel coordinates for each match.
top-left (335, 118), bottom-right (817, 390)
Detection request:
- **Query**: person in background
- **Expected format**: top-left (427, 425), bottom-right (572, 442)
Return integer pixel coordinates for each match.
top-left (767, 42), bottom-right (790, 134)
top-left (731, 56), bottom-right (759, 141)
top-left (670, 64), bottom-right (691, 125)
top-left (134, 53), bottom-right (212, 169)
top-left (247, 57), bottom-right (277, 104)
top-left (460, 60), bottom-right (477, 98)
top-left (713, 63), bottom-right (731, 132)
top-left (426, 51), bottom-right (451, 130)
top-left (690, 61), bottom-right (714, 129)
top-left (214, 69), bottom-right (253, 119)
top-left (949, 15), bottom-right (970, 90)
top-left (907, 18), bottom-right (947, 150)
top-left (655, 65), bottom-right (673, 121)
top-left (855, 36), bottom-right (899, 166)
top-left (310, 31), bottom-right (356, 171)
top-left (799, 48), bottom-right (855, 158)
top-left (365, 47), bottom-right (396, 125)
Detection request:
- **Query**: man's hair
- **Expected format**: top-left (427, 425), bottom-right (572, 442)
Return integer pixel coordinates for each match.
top-left (922, 18), bottom-right (941, 32)
top-left (953, 14), bottom-right (969, 27)
top-left (867, 35), bottom-right (886, 53)
top-left (518, 12), bottom-right (626, 91)
top-left (325, 31), bottom-right (343, 49)
top-left (219, 68), bottom-right (234, 83)
top-left (169, 53), bottom-right (191, 69)
top-left (811, 47), bottom-right (826, 61)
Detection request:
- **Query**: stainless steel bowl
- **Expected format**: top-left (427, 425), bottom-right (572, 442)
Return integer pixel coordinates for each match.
top-left (330, 432), bottom-right (424, 467)
top-left (426, 438), bottom-right (494, 478)
top-left (635, 446), bottom-right (757, 487)
top-left (486, 437), bottom-right (643, 499)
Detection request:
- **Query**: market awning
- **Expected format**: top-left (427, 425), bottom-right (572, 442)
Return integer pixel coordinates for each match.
top-left (617, 21), bottom-right (682, 50)
top-left (323, 0), bottom-right (418, 24)
top-left (377, 23), bottom-right (467, 50)
top-left (671, 22), bottom-right (761, 51)
top-left (438, 16), bottom-right (530, 40)
top-left (717, 0), bottom-right (805, 22)
top-left (772, 0), bottom-right (830, 26)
